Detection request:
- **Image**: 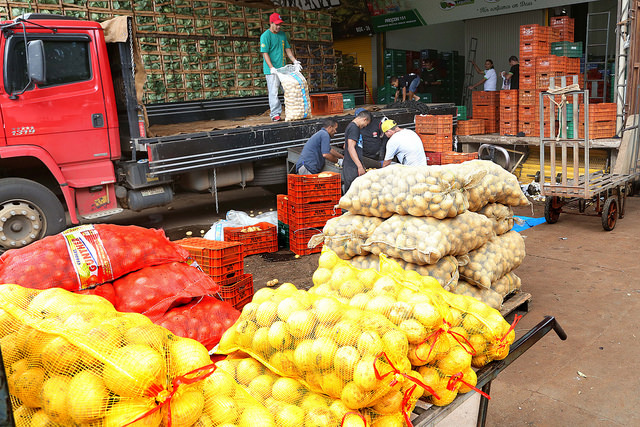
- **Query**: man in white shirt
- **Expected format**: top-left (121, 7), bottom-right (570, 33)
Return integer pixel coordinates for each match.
top-left (381, 119), bottom-right (427, 167)
top-left (469, 59), bottom-right (497, 91)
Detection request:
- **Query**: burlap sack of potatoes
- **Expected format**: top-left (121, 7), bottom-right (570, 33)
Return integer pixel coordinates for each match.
top-left (362, 212), bottom-right (494, 265)
top-left (441, 160), bottom-right (530, 211)
top-left (276, 65), bottom-right (311, 121)
top-left (457, 230), bottom-right (526, 289)
top-left (315, 213), bottom-right (384, 259)
top-left (452, 280), bottom-right (503, 309)
top-left (491, 272), bottom-right (522, 297)
top-left (477, 203), bottom-right (514, 235)
top-left (339, 165), bottom-right (485, 219)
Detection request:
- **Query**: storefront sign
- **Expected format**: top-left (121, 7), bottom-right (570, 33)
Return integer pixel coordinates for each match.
top-left (371, 9), bottom-right (426, 32)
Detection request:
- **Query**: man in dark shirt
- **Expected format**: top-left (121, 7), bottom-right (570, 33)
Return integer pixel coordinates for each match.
top-left (390, 73), bottom-right (421, 102)
top-left (355, 108), bottom-right (383, 161)
top-left (420, 59), bottom-right (441, 102)
top-left (342, 109), bottom-right (372, 193)
top-left (296, 118), bottom-right (342, 174)
top-left (502, 56), bottom-right (519, 90)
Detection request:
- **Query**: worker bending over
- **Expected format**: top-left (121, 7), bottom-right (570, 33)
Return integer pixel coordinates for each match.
top-left (343, 109), bottom-right (373, 193)
top-left (296, 118), bottom-right (343, 174)
top-left (390, 73), bottom-right (421, 102)
top-left (381, 119), bottom-right (427, 167)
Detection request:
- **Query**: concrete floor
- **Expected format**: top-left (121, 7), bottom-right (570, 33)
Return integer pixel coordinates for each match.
top-left (487, 197), bottom-right (640, 426)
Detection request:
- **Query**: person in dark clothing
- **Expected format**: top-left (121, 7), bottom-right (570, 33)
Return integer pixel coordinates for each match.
top-left (355, 108), bottom-right (383, 161)
top-left (501, 56), bottom-right (519, 90)
top-left (342, 109), bottom-right (372, 193)
top-left (420, 59), bottom-right (441, 102)
top-left (296, 118), bottom-right (342, 174)
top-left (390, 73), bottom-right (421, 102)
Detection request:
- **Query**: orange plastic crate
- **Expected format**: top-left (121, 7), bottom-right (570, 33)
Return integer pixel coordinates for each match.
top-left (499, 90), bottom-right (519, 105)
top-left (290, 228), bottom-right (322, 256)
top-left (440, 151), bottom-right (479, 165)
top-left (520, 41), bottom-right (550, 58)
top-left (473, 105), bottom-right (499, 120)
top-left (425, 151), bottom-right (443, 165)
top-left (277, 194), bottom-right (289, 224)
top-left (481, 119), bottom-right (499, 133)
top-left (519, 121), bottom-right (539, 137)
top-left (500, 121), bottom-right (519, 136)
top-left (415, 114), bottom-right (453, 134)
top-left (551, 16), bottom-right (575, 31)
top-left (536, 72), bottom-right (564, 90)
top-left (521, 58), bottom-right (536, 73)
top-left (287, 200), bottom-right (340, 229)
top-left (472, 91), bottom-right (499, 105)
top-left (218, 273), bottom-right (254, 310)
top-left (520, 24), bottom-right (550, 42)
top-left (420, 133), bottom-right (452, 152)
top-left (520, 73), bottom-right (536, 90)
top-left (224, 222), bottom-right (278, 256)
top-left (176, 238), bottom-right (244, 284)
top-left (578, 123), bottom-right (616, 139)
top-left (310, 93), bottom-right (343, 115)
top-left (518, 89), bottom-right (541, 106)
top-left (287, 172), bottom-right (341, 204)
top-left (456, 119), bottom-right (485, 136)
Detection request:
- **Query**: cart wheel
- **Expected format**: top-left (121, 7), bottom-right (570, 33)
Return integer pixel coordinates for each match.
top-left (602, 197), bottom-right (618, 231)
top-left (544, 197), bottom-right (562, 224)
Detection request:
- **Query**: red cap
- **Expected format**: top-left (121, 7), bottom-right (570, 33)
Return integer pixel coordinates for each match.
top-left (270, 13), bottom-right (284, 24)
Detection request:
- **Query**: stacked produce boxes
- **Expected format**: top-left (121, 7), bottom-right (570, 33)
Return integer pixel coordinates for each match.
top-left (472, 91), bottom-right (499, 133)
top-left (456, 119), bottom-right (485, 136)
top-left (0, 1), bottom-right (337, 103)
top-left (518, 21), bottom-right (581, 137)
top-left (224, 222), bottom-right (278, 256)
top-left (500, 90), bottom-right (519, 135)
top-left (284, 172), bottom-right (341, 255)
top-left (578, 103), bottom-right (617, 139)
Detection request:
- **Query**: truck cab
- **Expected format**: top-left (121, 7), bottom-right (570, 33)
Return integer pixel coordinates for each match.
top-left (0, 14), bottom-right (121, 249)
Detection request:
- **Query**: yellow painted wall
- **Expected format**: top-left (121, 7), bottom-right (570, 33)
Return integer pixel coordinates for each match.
top-left (333, 36), bottom-right (374, 101)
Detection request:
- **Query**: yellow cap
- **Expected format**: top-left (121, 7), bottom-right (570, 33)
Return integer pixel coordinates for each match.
top-left (381, 119), bottom-right (397, 133)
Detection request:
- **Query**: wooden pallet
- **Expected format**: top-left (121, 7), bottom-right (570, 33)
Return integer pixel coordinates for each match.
top-left (500, 290), bottom-right (532, 323)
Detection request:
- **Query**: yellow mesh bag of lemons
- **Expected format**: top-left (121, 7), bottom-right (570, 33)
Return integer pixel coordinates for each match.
top-left (346, 254), bottom-right (460, 292)
top-left (362, 212), bottom-right (494, 265)
top-left (217, 282), bottom-right (426, 411)
top-left (0, 284), bottom-right (223, 427)
top-left (378, 255), bottom-right (517, 368)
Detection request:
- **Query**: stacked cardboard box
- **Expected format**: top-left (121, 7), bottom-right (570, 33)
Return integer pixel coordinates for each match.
top-left (0, 1), bottom-right (338, 103)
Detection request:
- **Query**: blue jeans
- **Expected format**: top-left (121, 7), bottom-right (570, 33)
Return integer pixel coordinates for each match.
top-left (266, 74), bottom-right (282, 118)
top-left (409, 76), bottom-right (420, 94)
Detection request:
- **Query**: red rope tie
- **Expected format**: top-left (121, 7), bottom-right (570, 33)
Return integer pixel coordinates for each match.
top-left (400, 385), bottom-right (418, 427)
top-left (446, 329), bottom-right (477, 356)
top-left (340, 411), bottom-right (368, 427)
top-left (373, 352), bottom-right (440, 400)
top-left (446, 372), bottom-right (490, 400)
top-left (124, 362), bottom-right (218, 427)
top-left (419, 327), bottom-right (446, 362)
top-left (497, 314), bottom-right (523, 349)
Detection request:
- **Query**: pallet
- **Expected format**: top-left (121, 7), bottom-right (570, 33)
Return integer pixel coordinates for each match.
top-left (500, 290), bottom-right (532, 323)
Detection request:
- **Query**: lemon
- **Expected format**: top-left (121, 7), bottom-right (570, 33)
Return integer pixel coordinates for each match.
top-left (348, 293), bottom-right (371, 310)
top-left (340, 381), bottom-right (368, 409)
top-left (203, 395), bottom-right (238, 423)
top-left (251, 327), bottom-right (272, 356)
top-left (103, 398), bottom-right (162, 427)
top-left (318, 250), bottom-right (340, 270)
top-left (203, 371), bottom-right (236, 400)
top-left (458, 367), bottom-right (477, 394)
top-left (312, 297), bottom-right (342, 325)
top-left (13, 367), bottom-right (44, 408)
top-left (312, 336), bottom-right (338, 369)
top-left (430, 387), bottom-right (458, 406)
top-left (381, 329), bottom-right (409, 358)
top-left (248, 374), bottom-right (275, 401)
top-left (269, 350), bottom-right (297, 376)
top-left (235, 320), bottom-right (258, 348)
top-left (238, 405), bottom-right (275, 427)
top-left (236, 358), bottom-right (263, 386)
top-left (169, 338), bottom-right (210, 377)
top-left (278, 282), bottom-right (298, 294)
top-left (356, 330), bottom-right (384, 357)
top-left (123, 324), bottom-right (164, 351)
top-left (305, 406), bottom-right (336, 427)
top-left (320, 371), bottom-right (344, 397)
top-left (271, 377), bottom-right (304, 404)
top-left (255, 301), bottom-right (279, 327)
top-left (30, 410), bottom-right (54, 427)
top-left (365, 295), bottom-right (396, 317)
top-left (166, 388), bottom-right (204, 427)
top-left (333, 346), bottom-right (360, 379)
top-left (300, 392), bottom-right (328, 412)
top-left (331, 320), bottom-right (358, 346)
top-left (68, 370), bottom-right (109, 423)
top-left (41, 375), bottom-right (71, 424)
top-left (353, 356), bottom-right (382, 391)
top-left (286, 310), bottom-right (316, 338)
top-left (267, 321), bottom-right (292, 350)
top-left (103, 344), bottom-right (164, 397)
top-left (339, 280), bottom-right (364, 298)
top-left (372, 414), bottom-right (405, 427)
top-left (293, 339), bottom-right (315, 372)
top-left (356, 269), bottom-right (379, 290)
top-left (436, 344), bottom-right (472, 375)
top-left (330, 266), bottom-right (356, 290)
top-left (372, 389), bottom-right (404, 414)
top-left (314, 322), bottom-right (333, 339)
top-left (408, 341), bottom-right (436, 366)
top-left (28, 288), bottom-right (78, 316)
top-left (275, 404), bottom-right (304, 427)
top-left (276, 297), bottom-right (304, 322)
top-left (312, 268), bottom-right (332, 287)
top-left (399, 319), bottom-right (428, 344)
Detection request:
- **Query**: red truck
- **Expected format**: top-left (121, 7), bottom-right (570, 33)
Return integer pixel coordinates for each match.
top-left (0, 13), bottom-right (441, 251)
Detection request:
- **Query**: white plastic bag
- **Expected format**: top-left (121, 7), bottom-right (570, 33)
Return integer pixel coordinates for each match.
top-left (275, 64), bottom-right (311, 121)
top-left (204, 210), bottom-right (278, 240)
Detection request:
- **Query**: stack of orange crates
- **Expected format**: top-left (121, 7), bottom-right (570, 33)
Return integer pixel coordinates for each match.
top-left (176, 238), bottom-right (253, 309)
top-left (578, 103), bottom-right (617, 139)
top-left (472, 91), bottom-right (499, 133)
top-left (415, 114), bottom-right (453, 153)
top-left (500, 90), bottom-right (519, 135)
top-left (456, 119), bottom-right (485, 136)
top-left (286, 172), bottom-right (341, 256)
top-left (518, 21), bottom-right (580, 137)
top-left (224, 222), bottom-right (278, 256)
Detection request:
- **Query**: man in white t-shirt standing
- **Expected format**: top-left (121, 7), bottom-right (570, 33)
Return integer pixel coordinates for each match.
top-left (469, 59), bottom-right (497, 91)
top-left (381, 119), bottom-right (427, 167)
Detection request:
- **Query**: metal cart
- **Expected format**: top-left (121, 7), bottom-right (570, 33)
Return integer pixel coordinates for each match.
top-left (412, 316), bottom-right (567, 426)
top-left (539, 82), bottom-right (639, 231)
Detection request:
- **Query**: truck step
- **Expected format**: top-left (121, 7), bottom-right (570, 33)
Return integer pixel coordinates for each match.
top-left (80, 208), bottom-right (123, 220)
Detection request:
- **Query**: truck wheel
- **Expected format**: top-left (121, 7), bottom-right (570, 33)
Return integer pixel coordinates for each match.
top-left (0, 178), bottom-right (67, 249)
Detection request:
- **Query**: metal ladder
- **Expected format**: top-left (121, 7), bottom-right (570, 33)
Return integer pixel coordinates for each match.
top-left (461, 37), bottom-right (478, 108)
top-left (584, 11), bottom-right (611, 103)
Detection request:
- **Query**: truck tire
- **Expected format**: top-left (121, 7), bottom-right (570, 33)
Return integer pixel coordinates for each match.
top-left (0, 178), bottom-right (67, 250)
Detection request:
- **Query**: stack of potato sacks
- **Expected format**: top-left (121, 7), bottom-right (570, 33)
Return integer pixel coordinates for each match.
top-left (320, 159), bottom-right (530, 310)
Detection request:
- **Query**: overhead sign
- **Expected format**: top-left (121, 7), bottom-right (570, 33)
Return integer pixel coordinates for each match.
top-left (414, 0), bottom-right (597, 25)
top-left (371, 9), bottom-right (426, 32)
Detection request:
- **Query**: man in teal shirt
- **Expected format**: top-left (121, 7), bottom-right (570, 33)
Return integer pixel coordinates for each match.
top-left (260, 12), bottom-right (301, 121)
